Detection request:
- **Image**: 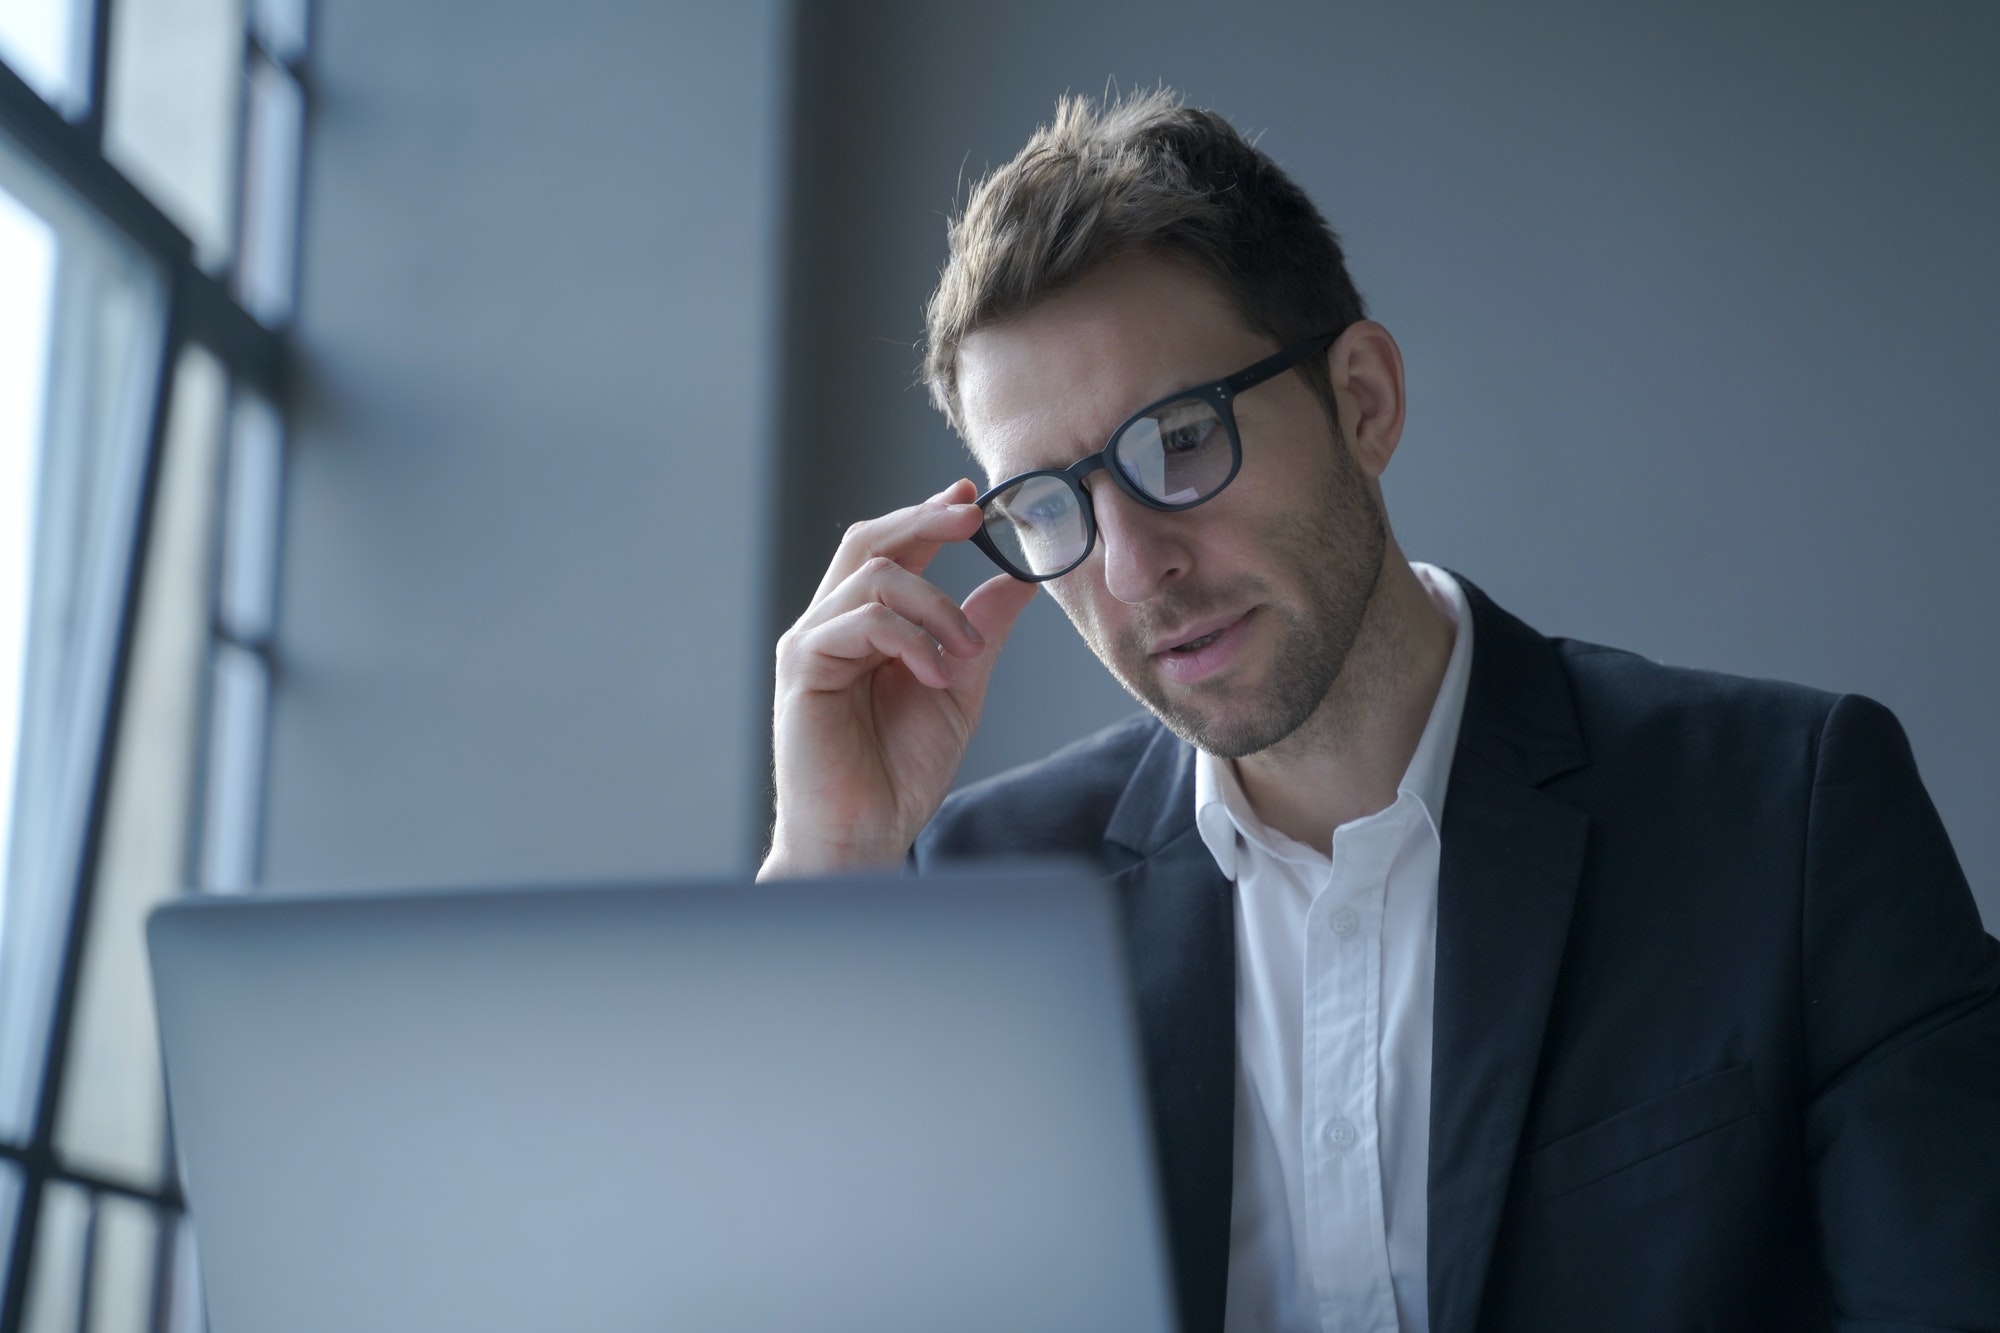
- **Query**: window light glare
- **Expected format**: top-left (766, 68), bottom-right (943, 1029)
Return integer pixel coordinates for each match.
top-left (0, 182), bottom-right (55, 925)
top-left (0, 0), bottom-right (86, 115)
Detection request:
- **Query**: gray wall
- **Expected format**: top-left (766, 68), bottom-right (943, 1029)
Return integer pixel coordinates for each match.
top-left (265, 0), bottom-right (787, 888)
top-left (269, 1), bottom-right (1997, 927)
top-left (773, 0), bottom-right (1999, 925)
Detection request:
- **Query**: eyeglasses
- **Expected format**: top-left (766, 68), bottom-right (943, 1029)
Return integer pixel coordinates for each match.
top-left (969, 331), bottom-right (1340, 582)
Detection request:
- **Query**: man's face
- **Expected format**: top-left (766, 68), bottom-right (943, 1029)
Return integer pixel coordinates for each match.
top-left (957, 253), bottom-right (1387, 758)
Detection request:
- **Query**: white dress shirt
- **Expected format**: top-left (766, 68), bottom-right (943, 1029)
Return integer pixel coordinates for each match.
top-left (1199, 563), bottom-right (1474, 1333)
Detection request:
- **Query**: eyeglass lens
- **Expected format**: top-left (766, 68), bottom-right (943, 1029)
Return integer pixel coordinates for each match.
top-left (980, 395), bottom-right (1232, 577)
top-left (981, 473), bottom-right (1085, 576)
top-left (1113, 397), bottom-right (1232, 506)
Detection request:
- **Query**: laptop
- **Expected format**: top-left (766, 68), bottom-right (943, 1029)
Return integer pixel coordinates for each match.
top-left (148, 864), bottom-right (1177, 1333)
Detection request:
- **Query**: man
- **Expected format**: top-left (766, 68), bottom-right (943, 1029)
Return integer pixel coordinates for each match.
top-left (760, 90), bottom-right (2000, 1332)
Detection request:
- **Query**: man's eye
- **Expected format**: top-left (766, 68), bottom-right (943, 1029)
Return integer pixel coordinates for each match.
top-left (993, 483), bottom-right (1075, 531)
top-left (1161, 418), bottom-right (1217, 453)
top-left (1023, 491), bottom-right (1075, 525)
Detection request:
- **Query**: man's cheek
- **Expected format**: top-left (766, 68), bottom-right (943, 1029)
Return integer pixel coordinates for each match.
top-left (1043, 583), bottom-right (1087, 635)
top-left (1046, 589), bottom-right (1124, 672)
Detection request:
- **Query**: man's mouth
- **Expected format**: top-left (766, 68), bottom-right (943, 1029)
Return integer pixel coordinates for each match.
top-left (1170, 628), bottom-right (1227, 654)
top-left (1152, 610), bottom-right (1248, 658)
top-left (1146, 610), bottom-right (1256, 685)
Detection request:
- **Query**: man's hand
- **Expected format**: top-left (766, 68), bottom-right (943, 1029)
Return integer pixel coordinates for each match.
top-left (760, 478), bottom-right (1039, 879)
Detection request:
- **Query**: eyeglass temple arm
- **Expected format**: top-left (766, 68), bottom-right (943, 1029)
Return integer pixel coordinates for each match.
top-left (1222, 330), bottom-right (1342, 396)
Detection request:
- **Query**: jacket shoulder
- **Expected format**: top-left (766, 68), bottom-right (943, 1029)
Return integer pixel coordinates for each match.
top-left (914, 711), bottom-right (1166, 868)
top-left (1548, 636), bottom-right (1857, 806)
top-left (1554, 636), bottom-right (1844, 732)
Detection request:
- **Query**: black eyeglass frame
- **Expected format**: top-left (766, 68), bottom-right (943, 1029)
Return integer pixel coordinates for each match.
top-left (968, 330), bottom-right (1343, 582)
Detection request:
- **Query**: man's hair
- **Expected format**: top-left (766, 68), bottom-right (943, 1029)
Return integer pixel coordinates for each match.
top-left (922, 87), bottom-right (1368, 437)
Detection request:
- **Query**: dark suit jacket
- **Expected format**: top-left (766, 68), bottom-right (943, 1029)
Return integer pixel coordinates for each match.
top-left (913, 578), bottom-right (2000, 1332)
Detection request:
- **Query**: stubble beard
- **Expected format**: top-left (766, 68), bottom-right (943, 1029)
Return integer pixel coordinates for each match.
top-left (1087, 445), bottom-right (1388, 759)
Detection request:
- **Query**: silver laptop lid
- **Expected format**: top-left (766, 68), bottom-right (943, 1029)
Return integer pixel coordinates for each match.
top-left (149, 865), bottom-right (1176, 1333)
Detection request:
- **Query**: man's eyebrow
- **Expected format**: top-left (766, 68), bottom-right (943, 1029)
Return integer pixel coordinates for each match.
top-left (989, 364), bottom-right (1217, 476)
top-left (982, 419), bottom-right (1098, 479)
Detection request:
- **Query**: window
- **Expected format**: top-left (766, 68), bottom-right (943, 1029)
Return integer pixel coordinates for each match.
top-left (0, 0), bottom-right (306, 1326)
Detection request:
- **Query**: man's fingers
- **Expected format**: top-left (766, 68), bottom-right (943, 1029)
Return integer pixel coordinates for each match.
top-left (780, 567), bottom-right (1030, 700)
top-left (781, 481), bottom-right (1014, 702)
top-left (939, 573), bottom-right (1040, 707)
top-left (813, 481), bottom-right (984, 600)
top-left (800, 556), bottom-right (988, 660)
top-left (962, 572), bottom-right (1038, 651)
top-left (786, 602), bottom-right (953, 692)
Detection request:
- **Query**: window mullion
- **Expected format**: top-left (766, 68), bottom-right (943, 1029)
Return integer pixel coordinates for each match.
top-left (0, 295), bottom-right (183, 1333)
top-left (79, 0), bottom-right (115, 151)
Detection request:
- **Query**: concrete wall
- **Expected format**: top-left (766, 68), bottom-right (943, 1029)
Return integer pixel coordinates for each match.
top-left (771, 0), bottom-right (1999, 924)
top-left (264, 0), bottom-right (787, 888)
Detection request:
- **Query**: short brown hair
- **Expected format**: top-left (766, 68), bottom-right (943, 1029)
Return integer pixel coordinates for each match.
top-left (922, 87), bottom-right (1368, 436)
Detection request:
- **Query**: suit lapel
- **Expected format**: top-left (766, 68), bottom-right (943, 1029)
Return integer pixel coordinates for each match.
top-left (1427, 580), bottom-right (1591, 1333)
top-left (1104, 726), bottom-right (1236, 1333)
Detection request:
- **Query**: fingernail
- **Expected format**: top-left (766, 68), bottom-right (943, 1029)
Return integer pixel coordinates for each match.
top-left (964, 620), bottom-right (986, 646)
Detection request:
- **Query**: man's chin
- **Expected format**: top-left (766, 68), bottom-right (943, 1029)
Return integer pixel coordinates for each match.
top-left (1139, 690), bottom-right (1303, 761)
top-left (1100, 646), bottom-right (1312, 757)
top-left (1118, 643), bottom-right (1344, 759)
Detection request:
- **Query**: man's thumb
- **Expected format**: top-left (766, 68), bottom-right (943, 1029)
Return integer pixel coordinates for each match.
top-left (962, 573), bottom-right (1038, 656)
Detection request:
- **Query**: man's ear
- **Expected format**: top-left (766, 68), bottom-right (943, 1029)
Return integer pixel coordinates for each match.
top-left (1329, 321), bottom-right (1406, 481)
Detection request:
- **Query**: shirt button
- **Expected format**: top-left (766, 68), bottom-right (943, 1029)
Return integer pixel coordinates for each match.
top-left (1324, 1117), bottom-right (1357, 1151)
top-left (1328, 906), bottom-right (1359, 938)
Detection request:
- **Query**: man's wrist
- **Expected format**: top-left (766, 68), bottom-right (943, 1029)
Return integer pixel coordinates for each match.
top-left (757, 832), bottom-right (909, 881)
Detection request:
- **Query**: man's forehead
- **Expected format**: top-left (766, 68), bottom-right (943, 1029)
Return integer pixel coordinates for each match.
top-left (956, 255), bottom-right (1265, 477)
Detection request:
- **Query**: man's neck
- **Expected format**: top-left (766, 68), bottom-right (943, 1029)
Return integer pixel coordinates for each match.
top-left (1231, 548), bottom-right (1457, 855)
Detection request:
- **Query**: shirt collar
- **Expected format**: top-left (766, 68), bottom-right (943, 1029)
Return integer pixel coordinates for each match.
top-left (1192, 561), bottom-right (1475, 876)
top-left (1401, 562), bottom-right (1474, 827)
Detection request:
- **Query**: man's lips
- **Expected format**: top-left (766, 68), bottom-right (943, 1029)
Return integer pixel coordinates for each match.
top-left (1151, 610), bottom-right (1251, 658)
top-left (1150, 608), bottom-right (1256, 685)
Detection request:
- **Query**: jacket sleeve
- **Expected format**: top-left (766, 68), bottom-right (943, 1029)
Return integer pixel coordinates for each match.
top-left (1800, 693), bottom-right (2000, 1328)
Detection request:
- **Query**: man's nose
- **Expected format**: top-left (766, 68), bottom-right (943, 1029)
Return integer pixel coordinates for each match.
top-left (1089, 481), bottom-right (1191, 604)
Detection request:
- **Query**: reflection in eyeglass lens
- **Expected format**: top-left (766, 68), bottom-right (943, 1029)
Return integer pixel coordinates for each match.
top-left (986, 473), bottom-right (1086, 574)
top-left (1116, 399), bottom-right (1227, 505)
